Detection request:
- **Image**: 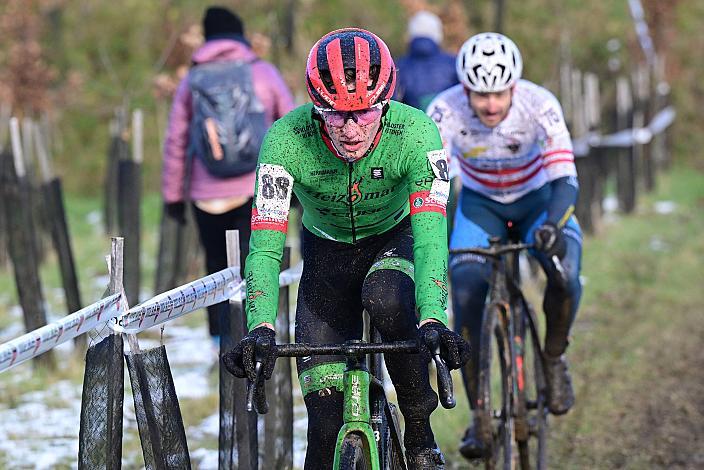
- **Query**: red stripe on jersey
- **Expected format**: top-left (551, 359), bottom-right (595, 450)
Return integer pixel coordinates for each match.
top-left (409, 191), bottom-right (447, 216)
top-left (542, 149), bottom-right (573, 158)
top-left (462, 164), bottom-right (543, 189)
top-left (251, 208), bottom-right (288, 233)
top-left (543, 158), bottom-right (575, 168)
top-left (466, 154), bottom-right (541, 175)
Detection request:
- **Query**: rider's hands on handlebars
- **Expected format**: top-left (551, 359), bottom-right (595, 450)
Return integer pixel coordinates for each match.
top-left (418, 321), bottom-right (470, 370)
top-left (221, 326), bottom-right (277, 381)
top-left (533, 222), bottom-right (566, 259)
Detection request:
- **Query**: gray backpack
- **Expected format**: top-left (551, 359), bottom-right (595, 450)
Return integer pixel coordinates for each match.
top-left (188, 60), bottom-right (266, 177)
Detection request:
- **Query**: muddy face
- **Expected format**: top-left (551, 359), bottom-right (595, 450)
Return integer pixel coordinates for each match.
top-left (467, 87), bottom-right (514, 128)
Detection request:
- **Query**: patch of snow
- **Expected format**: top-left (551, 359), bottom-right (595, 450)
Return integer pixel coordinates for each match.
top-left (92, 274), bottom-right (110, 290)
top-left (603, 195), bottom-right (618, 213)
top-left (191, 447), bottom-right (219, 470)
top-left (0, 320), bottom-right (25, 343)
top-left (654, 200), bottom-right (676, 214)
top-left (649, 236), bottom-right (669, 252)
top-left (189, 413), bottom-right (219, 440)
top-left (172, 368), bottom-right (211, 399)
top-left (8, 305), bottom-right (22, 319)
top-left (86, 210), bottom-right (102, 227)
top-left (162, 325), bottom-right (213, 366)
top-left (0, 380), bottom-right (82, 469)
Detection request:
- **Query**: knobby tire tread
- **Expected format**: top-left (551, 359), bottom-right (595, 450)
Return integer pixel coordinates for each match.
top-left (339, 433), bottom-right (371, 470)
top-left (478, 302), bottom-right (515, 470)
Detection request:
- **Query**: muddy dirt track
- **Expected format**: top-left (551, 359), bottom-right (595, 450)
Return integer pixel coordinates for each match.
top-left (549, 309), bottom-right (704, 469)
top-left (546, 193), bottom-right (704, 469)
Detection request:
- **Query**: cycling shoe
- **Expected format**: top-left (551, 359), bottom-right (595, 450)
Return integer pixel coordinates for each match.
top-left (406, 444), bottom-right (445, 469)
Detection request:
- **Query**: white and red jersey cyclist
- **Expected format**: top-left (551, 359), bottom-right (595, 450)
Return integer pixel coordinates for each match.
top-left (428, 78), bottom-right (576, 204)
top-left (429, 33), bottom-right (583, 460)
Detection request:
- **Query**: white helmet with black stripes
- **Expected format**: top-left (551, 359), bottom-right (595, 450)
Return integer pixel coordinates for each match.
top-left (456, 32), bottom-right (523, 92)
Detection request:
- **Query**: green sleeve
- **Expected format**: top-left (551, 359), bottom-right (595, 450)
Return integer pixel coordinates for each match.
top-left (243, 121), bottom-right (297, 331)
top-left (404, 117), bottom-right (451, 325)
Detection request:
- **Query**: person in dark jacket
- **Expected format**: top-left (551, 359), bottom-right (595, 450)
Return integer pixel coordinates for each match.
top-left (394, 11), bottom-right (459, 111)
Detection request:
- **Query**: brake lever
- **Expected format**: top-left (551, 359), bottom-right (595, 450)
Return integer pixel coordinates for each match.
top-left (245, 363), bottom-right (261, 412)
top-left (246, 337), bottom-right (272, 414)
top-left (424, 329), bottom-right (456, 409)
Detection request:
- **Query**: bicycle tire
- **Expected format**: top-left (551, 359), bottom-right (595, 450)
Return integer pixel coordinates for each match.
top-left (339, 433), bottom-right (372, 470)
top-left (477, 302), bottom-right (515, 470)
top-left (385, 402), bottom-right (406, 470)
top-left (516, 300), bottom-right (548, 470)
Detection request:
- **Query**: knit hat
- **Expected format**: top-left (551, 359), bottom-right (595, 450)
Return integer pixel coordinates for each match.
top-left (203, 6), bottom-right (244, 40)
top-left (408, 11), bottom-right (443, 44)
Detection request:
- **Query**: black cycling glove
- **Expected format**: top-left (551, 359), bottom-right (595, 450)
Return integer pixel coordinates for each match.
top-left (221, 326), bottom-right (277, 381)
top-left (418, 321), bottom-right (470, 370)
top-left (534, 222), bottom-right (566, 259)
top-left (164, 201), bottom-right (186, 225)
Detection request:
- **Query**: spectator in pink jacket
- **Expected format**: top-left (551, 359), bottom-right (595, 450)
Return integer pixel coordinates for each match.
top-left (162, 6), bottom-right (294, 344)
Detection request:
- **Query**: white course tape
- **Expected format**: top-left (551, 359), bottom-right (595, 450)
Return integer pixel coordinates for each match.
top-left (279, 260), bottom-right (303, 288)
top-left (573, 106), bottom-right (675, 156)
top-left (112, 267), bottom-right (240, 334)
top-left (112, 260), bottom-right (304, 335)
top-left (0, 293), bottom-right (125, 373)
top-left (230, 260), bottom-right (304, 301)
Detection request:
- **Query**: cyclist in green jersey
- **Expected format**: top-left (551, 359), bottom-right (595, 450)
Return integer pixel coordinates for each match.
top-left (222, 28), bottom-right (470, 469)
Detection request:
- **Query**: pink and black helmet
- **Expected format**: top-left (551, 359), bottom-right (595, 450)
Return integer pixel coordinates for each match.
top-left (306, 28), bottom-right (396, 111)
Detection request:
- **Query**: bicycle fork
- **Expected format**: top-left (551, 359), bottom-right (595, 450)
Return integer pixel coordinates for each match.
top-left (332, 354), bottom-right (381, 469)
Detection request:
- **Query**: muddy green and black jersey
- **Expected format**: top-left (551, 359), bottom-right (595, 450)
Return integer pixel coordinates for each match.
top-left (244, 101), bottom-right (450, 329)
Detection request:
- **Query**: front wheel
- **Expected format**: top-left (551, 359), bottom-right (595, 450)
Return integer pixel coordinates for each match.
top-left (385, 402), bottom-right (406, 470)
top-left (477, 303), bottom-right (516, 470)
top-left (339, 433), bottom-right (372, 470)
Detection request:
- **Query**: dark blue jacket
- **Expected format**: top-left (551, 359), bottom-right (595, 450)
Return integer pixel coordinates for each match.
top-left (394, 37), bottom-right (459, 111)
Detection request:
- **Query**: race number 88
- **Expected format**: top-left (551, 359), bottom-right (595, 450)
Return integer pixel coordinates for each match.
top-left (261, 174), bottom-right (290, 199)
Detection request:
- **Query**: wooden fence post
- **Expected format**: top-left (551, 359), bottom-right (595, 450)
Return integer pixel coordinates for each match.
top-left (34, 122), bottom-right (84, 349)
top-left (640, 63), bottom-right (656, 192)
top-left (615, 76), bottom-right (636, 213)
top-left (3, 118), bottom-right (53, 367)
top-left (117, 109), bottom-right (142, 306)
top-left (558, 36), bottom-right (573, 130)
top-left (631, 64), bottom-right (648, 195)
top-left (21, 117), bottom-right (50, 264)
top-left (221, 230), bottom-right (258, 470)
top-left (658, 82), bottom-right (673, 171)
top-left (585, 72), bottom-right (605, 231)
top-left (571, 69), bottom-right (595, 234)
top-left (0, 104), bottom-right (9, 269)
top-left (651, 56), bottom-right (670, 173)
top-left (264, 247), bottom-right (293, 470)
top-left (154, 210), bottom-right (197, 294)
top-left (78, 237), bottom-right (125, 469)
top-left (154, 162), bottom-right (201, 293)
top-left (104, 108), bottom-right (127, 235)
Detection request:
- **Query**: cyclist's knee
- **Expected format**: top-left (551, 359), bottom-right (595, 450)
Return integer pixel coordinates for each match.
top-left (362, 269), bottom-right (415, 331)
top-left (450, 261), bottom-right (489, 323)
